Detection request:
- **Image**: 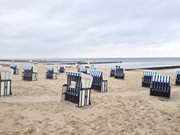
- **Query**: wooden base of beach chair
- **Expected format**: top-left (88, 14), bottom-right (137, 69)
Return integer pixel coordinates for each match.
top-left (176, 80), bottom-right (180, 85)
top-left (115, 75), bottom-right (125, 79)
top-left (46, 73), bottom-right (57, 79)
top-left (62, 85), bottom-right (91, 107)
top-left (150, 87), bottom-right (171, 98)
top-left (91, 81), bottom-right (108, 92)
top-left (142, 82), bottom-right (151, 88)
top-left (23, 73), bottom-right (37, 81)
top-left (0, 80), bottom-right (12, 96)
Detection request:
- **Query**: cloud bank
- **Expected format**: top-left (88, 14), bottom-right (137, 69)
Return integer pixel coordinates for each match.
top-left (0, 0), bottom-right (180, 58)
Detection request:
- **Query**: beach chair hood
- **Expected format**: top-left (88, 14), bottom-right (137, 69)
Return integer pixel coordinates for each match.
top-left (24, 64), bottom-right (37, 72)
top-left (0, 67), bottom-right (13, 80)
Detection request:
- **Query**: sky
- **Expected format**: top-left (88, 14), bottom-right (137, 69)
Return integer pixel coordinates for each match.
top-left (0, 0), bottom-right (180, 58)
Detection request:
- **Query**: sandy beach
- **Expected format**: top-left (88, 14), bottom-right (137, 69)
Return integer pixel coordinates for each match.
top-left (0, 63), bottom-right (180, 135)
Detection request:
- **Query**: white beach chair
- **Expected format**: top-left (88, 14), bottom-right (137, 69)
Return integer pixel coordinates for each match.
top-left (62, 72), bottom-right (93, 107)
top-left (0, 68), bottom-right (12, 96)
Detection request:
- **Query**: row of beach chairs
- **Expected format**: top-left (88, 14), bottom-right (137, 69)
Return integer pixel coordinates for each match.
top-left (142, 70), bottom-right (180, 98)
top-left (1, 63), bottom-right (180, 107)
top-left (10, 64), bottom-right (65, 80)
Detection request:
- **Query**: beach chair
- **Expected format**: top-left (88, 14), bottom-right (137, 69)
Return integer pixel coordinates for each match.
top-left (87, 69), bottom-right (108, 92)
top-left (175, 71), bottom-right (180, 85)
top-left (0, 68), bottom-right (12, 96)
top-left (110, 67), bottom-right (115, 77)
top-left (150, 74), bottom-right (171, 98)
top-left (62, 72), bottom-right (93, 107)
top-left (59, 66), bottom-right (65, 73)
top-left (114, 66), bottom-right (125, 79)
top-left (77, 65), bottom-right (87, 74)
top-left (142, 71), bottom-right (157, 87)
top-left (22, 64), bottom-right (37, 81)
top-left (10, 64), bottom-right (19, 75)
top-left (46, 66), bottom-right (58, 79)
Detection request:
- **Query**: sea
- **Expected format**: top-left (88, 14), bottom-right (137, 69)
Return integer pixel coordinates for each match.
top-left (35, 57), bottom-right (180, 70)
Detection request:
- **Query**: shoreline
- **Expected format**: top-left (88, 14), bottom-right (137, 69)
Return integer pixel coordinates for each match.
top-left (126, 65), bottom-right (180, 71)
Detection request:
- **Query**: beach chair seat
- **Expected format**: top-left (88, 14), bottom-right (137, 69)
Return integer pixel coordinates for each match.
top-left (142, 71), bottom-right (157, 88)
top-left (150, 74), bottom-right (171, 98)
top-left (62, 72), bottom-right (93, 107)
top-left (46, 66), bottom-right (58, 79)
top-left (22, 64), bottom-right (37, 81)
top-left (175, 71), bottom-right (180, 85)
top-left (10, 64), bottom-right (19, 75)
top-left (114, 66), bottom-right (125, 79)
top-left (87, 69), bottom-right (108, 92)
top-left (0, 68), bottom-right (12, 96)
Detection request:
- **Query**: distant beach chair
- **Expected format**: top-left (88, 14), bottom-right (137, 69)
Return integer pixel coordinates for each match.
top-left (62, 72), bottom-right (93, 107)
top-left (0, 68), bottom-right (12, 96)
top-left (114, 66), bottom-right (125, 79)
top-left (87, 69), bottom-right (108, 92)
top-left (142, 71), bottom-right (157, 87)
top-left (59, 66), bottom-right (65, 73)
top-left (150, 74), bottom-right (171, 98)
top-left (22, 64), bottom-right (37, 81)
top-left (175, 71), bottom-right (180, 85)
top-left (77, 65), bottom-right (87, 73)
top-left (110, 67), bottom-right (115, 77)
top-left (10, 64), bottom-right (19, 75)
top-left (46, 66), bottom-right (58, 79)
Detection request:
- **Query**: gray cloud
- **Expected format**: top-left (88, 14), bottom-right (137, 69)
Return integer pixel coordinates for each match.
top-left (0, 0), bottom-right (180, 58)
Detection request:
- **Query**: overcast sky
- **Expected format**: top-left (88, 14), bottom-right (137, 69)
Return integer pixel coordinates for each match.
top-left (0, 0), bottom-right (180, 58)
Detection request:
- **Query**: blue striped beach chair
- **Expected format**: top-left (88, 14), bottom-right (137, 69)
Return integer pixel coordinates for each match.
top-left (87, 69), bottom-right (108, 92)
top-left (142, 71), bottom-right (157, 87)
top-left (114, 66), bottom-right (125, 79)
top-left (0, 68), bottom-right (12, 96)
top-left (22, 64), bottom-right (37, 81)
top-left (62, 72), bottom-right (93, 107)
top-left (10, 64), bottom-right (19, 75)
top-left (150, 74), bottom-right (171, 98)
top-left (46, 66), bottom-right (58, 79)
top-left (176, 71), bottom-right (180, 85)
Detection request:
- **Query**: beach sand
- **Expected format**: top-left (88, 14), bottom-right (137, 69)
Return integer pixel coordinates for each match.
top-left (0, 63), bottom-right (180, 135)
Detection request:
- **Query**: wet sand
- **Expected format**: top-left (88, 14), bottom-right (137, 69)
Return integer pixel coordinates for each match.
top-left (0, 63), bottom-right (180, 135)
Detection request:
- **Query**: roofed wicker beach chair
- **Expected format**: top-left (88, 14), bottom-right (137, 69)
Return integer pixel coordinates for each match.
top-left (62, 72), bottom-right (93, 107)
top-left (87, 69), bottom-right (108, 92)
top-left (175, 71), bottom-right (180, 85)
top-left (142, 71), bottom-right (157, 87)
top-left (10, 64), bottom-right (19, 75)
top-left (114, 66), bottom-right (125, 79)
top-left (46, 65), bottom-right (58, 79)
top-left (0, 67), bottom-right (12, 96)
top-left (22, 64), bottom-right (37, 81)
top-left (110, 67), bottom-right (115, 77)
top-left (150, 74), bottom-right (171, 98)
top-left (59, 66), bottom-right (65, 73)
